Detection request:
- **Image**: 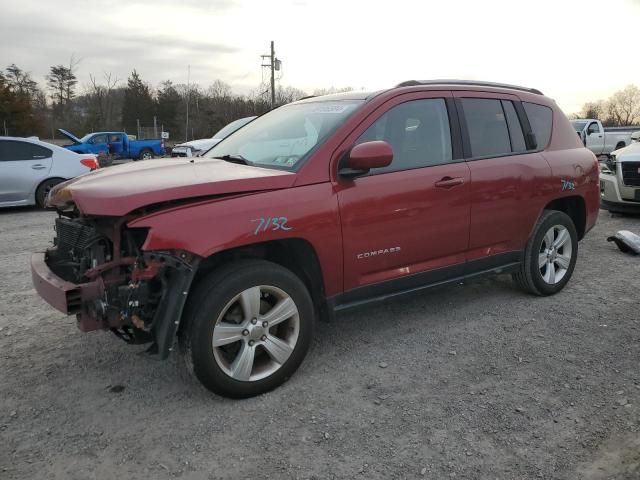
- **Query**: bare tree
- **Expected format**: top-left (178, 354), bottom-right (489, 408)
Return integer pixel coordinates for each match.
top-left (207, 80), bottom-right (231, 100)
top-left (88, 72), bottom-right (120, 128)
top-left (581, 100), bottom-right (606, 120)
top-left (605, 85), bottom-right (640, 126)
top-left (275, 85), bottom-right (308, 106)
top-left (312, 86), bottom-right (353, 96)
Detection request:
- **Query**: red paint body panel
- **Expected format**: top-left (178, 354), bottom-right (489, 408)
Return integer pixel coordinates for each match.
top-left (464, 152), bottom-right (552, 260)
top-left (49, 157), bottom-right (296, 216)
top-left (128, 183), bottom-right (344, 296)
top-left (336, 162), bottom-right (471, 290)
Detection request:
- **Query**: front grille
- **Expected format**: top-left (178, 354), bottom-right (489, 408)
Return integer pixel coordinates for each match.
top-left (54, 217), bottom-right (97, 252)
top-left (621, 162), bottom-right (640, 187)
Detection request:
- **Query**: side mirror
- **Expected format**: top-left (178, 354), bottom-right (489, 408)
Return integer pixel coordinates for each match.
top-left (339, 141), bottom-right (393, 178)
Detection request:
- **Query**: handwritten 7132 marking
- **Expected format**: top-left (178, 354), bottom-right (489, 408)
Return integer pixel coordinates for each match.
top-left (252, 217), bottom-right (292, 235)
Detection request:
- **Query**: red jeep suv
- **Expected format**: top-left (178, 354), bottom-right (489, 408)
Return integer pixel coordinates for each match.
top-left (32, 80), bottom-right (599, 397)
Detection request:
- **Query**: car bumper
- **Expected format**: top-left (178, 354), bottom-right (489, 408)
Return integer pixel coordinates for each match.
top-left (600, 171), bottom-right (640, 212)
top-left (31, 252), bottom-right (105, 331)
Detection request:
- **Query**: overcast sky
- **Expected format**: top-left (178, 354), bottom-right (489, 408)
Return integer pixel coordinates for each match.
top-left (1, 0), bottom-right (639, 113)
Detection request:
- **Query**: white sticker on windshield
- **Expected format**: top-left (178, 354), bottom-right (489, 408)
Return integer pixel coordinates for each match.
top-left (308, 104), bottom-right (351, 114)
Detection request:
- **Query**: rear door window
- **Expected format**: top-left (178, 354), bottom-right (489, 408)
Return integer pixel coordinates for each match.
top-left (0, 140), bottom-right (52, 161)
top-left (460, 98), bottom-right (511, 157)
top-left (523, 102), bottom-right (553, 149)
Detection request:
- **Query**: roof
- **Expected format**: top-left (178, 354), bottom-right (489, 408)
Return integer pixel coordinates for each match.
top-left (293, 79), bottom-right (544, 106)
top-left (396, 79), bottom-right (543, 95)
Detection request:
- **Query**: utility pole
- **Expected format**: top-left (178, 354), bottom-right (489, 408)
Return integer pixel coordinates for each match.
top-left (270, 41), bottom-right (276, 108)
top-left (261, 41), bottom-right (281, 109)
top-left (185, 65), bottom-right (190, 141)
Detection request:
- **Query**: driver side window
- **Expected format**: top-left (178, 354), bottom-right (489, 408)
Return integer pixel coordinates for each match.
top-left (355, 98), bottom-right (452, 174)
top-left (588, 122), bottom-right (600, 134)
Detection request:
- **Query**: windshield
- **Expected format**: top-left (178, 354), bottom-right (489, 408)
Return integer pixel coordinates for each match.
top-left (570, 120), bottom-right (587, 132)
top-left (204, 100), bottom-right (363, 170)
top-left (79, 134), bottom-right (93, 142)
top-left (212, 117), bottom-right (256, 139)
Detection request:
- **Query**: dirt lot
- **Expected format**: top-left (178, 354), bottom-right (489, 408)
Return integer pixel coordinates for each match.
top-left (1, 208), bottom-right (639, 480)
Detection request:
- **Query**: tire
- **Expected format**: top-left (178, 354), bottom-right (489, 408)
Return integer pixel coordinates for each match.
top-left (512, 210), bottom-right (578, 296)
top-left (615, 142), bottom-right (626, 151)
top-left (35, 178), bottom-right (63, 208)
top-left (179, 259), bottom-right (314, 398)
top-left (139, 149), bottom-right (153, 160)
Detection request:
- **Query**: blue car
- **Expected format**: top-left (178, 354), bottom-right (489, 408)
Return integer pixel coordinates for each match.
top-left (58, 129), bottom-right (165, 161)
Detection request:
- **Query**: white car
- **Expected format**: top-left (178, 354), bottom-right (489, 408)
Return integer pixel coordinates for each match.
top-left (171, 116), bottom-right (256, 157)
top-left (0, 136), bottom-right (99, 208)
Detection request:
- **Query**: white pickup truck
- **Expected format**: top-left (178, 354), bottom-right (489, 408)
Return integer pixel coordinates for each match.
top-left (571, 119), bottom-right (640, 156)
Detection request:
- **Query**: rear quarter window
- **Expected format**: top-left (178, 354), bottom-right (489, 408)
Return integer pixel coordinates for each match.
top-left (523, 102), bottom-right (553, 150)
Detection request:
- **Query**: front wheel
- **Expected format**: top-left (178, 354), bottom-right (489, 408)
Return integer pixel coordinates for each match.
top-left (179, 260), bottom-right (314, 398)
top-left (513, 210), bottom-right (578, 295)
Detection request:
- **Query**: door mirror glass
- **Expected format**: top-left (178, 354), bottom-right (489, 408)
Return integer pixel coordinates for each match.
top-left (341, 141), bottom-right (393, 177)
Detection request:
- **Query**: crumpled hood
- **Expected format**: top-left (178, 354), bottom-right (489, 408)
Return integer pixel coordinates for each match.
top-left (174, 138), bottom-right (220, 152)
top-left (48, 158), bottom-right (296, 216)
top-left (614, 142), bottom-right (640, 162)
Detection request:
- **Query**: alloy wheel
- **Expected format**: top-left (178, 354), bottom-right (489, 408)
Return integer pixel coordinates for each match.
top-left (538, 224), bottom-right (573, 285)
top-left (211, 285), bottom-right (300, 382)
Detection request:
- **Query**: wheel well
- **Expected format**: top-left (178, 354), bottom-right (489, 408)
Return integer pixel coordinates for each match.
top-left (615, 141), bottom-right (626, 150)
top-left (194, 239), bottom-right (330, 321)
top-left (544, 196), bottom-right (586, 240)
top-left (34, 177), bottom-right (65, 201)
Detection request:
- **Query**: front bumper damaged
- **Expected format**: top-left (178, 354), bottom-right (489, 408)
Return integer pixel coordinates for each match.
top-left (31, 251), bottom-right (105, 331)
top-left (31, 249), bottom-right (200, 359)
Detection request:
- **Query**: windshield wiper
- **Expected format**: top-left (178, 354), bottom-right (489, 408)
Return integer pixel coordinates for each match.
top-left (213, 154), bottom-right (253, 165)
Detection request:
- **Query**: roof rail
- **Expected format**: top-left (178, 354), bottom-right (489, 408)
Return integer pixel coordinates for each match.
top-left (396, 79), bottom-right (543, 95)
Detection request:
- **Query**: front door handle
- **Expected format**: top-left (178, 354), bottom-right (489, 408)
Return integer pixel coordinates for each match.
top-left (31, 164), bottom-right (47, 170)
top-left (435, 176), bottom-right (464, 189)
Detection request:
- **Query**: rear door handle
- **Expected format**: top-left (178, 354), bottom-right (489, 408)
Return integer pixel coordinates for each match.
top-left (31, 164), bottom-right (47, 170)
top-left (435, 176), bottom-right (464, 189)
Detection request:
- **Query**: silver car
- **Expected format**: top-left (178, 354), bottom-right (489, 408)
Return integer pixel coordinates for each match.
top-left (0, 136), bottom-right (98, 208)
top-left (171, 116), bottom-right (257, 157)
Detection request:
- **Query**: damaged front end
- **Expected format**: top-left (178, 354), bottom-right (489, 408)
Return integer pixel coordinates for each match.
top-left (31, 212), bottom-right (200, 359)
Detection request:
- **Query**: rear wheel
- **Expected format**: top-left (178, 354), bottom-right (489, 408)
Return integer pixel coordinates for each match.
top-left (179, 260), bottom-right (314, 398)
top-left (615, 141), bottom-right (626, 151)
top-left (513, 210), bottom-right (578, 295)
top-left (139, 149), bottom-right (153, 160)
top-left (35, 178), bottom-right (63, 208)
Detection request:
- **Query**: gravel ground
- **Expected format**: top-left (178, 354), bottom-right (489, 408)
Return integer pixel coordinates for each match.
top-left (1, 208), bottom-right (639, 480)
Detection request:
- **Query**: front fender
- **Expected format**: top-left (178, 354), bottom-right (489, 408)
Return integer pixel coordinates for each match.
top-left (127, 183), bottom-right (343, 296)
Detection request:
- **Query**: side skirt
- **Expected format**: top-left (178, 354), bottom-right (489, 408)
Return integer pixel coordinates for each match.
top-left (328, 252), bottom-right (522, 313)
